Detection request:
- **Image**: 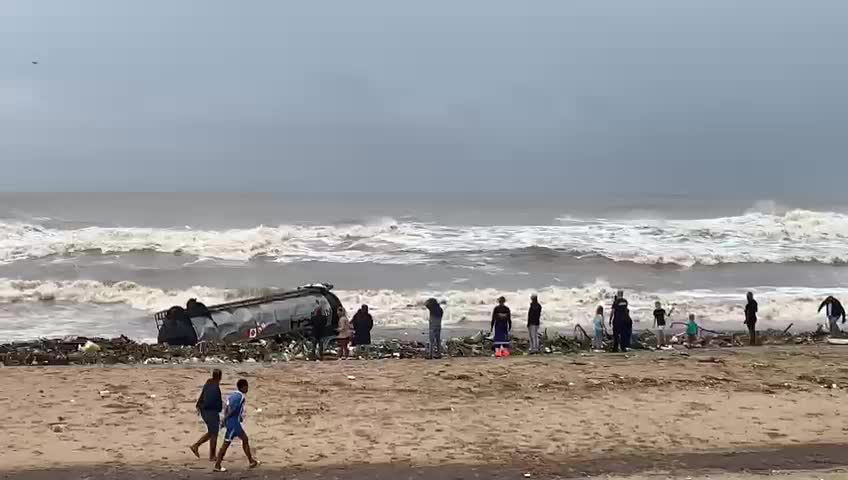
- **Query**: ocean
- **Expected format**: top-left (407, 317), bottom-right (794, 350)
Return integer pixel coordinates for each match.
top-left (1, 192), bottom-right (847, 342)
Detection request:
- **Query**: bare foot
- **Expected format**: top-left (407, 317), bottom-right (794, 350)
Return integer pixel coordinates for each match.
top-left (189, 445), bottom-right (200, 459)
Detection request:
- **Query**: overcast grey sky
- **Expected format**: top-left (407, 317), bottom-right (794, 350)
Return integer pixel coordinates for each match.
top-left (0, 1), bottom-right (846, 195)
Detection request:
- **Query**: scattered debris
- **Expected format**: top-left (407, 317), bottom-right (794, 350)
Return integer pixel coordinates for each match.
top-left (0, 327), bottom-right (836, 366)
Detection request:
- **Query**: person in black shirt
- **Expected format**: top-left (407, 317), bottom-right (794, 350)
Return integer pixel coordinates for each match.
top-left (527, 295), bottom-right (542, 354)
top-left (491, 297), bottom-right (512, 353)
top-left (190, 369), bottom-right (223, 461)
top-left (158, 306), bottom-right (198, 346)
top-left (352, 305), bottom-right (374, 359)
top-left (818, 296), bottom-right (846, 336)
top-left (309, 301), bottom-right (328, 361)
top-left (426, 298), bottom-right (444, 359)
top-left (609, 290), bottom-right (631, 353)
top-left (653, 301), bottom-right (668, 348)
top-left (744, 292), bottom-right (758, 346)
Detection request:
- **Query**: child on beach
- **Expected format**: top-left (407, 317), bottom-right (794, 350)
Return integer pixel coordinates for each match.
top-left (336, 306), bottom-right (352, 359)
top-left (653, 301), bottom-right (668, 348)
top-left (190, 369), bottom-right (223, 461)
top-left (592, 306), bottom-right (605, 351)
top-left (686, 314), bottom-right (700, 346)
top-left (213, 379), bottom-right (260, 473)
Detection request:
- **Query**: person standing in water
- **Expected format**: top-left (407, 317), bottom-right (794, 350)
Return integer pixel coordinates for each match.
top-left (425, 298), bottom-right (444, 359)
top-left (527, 294), bottom-right (542, 354)
top-left (818, 296), bottom-right (846, 336)
top-left (744, 292), bottom-right (758, 346)
top-left (609, 290), bottom-right (631, 353)
top-left (491, 296), bottom-right (512, 353)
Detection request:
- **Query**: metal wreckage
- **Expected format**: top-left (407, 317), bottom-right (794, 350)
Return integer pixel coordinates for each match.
top-left (154, 283), bottom-right (343, 346)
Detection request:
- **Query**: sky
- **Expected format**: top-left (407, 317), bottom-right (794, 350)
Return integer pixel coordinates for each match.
top-left (0, 0), bottom-right (846, 195)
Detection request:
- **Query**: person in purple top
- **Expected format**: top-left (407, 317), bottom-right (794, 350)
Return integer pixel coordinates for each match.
top-left (213, 379), bottom-right (260, 472)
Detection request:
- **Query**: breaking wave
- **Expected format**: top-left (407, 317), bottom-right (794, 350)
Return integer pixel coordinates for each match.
top-left (2, 208), bottom-right (848, 267)
top-left (1, 278), bottom-right (845, 332)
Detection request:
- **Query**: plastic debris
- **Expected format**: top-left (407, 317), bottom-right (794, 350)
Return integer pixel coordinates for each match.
top-left (79, 341), bottom-right (101, 353)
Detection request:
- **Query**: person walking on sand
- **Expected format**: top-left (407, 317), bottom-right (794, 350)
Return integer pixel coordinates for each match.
top-left (744, 292), bottom-right (758, 346)
top-left (352, 304), bottom-right (374, 359)
top-left (609, 290), bottom-right (631, 352)
top-left (336, 306), bottom-right (353, 359)
top-left (213, 379), bottom-right (259, 472)
top-left (491, 296), bottom-right (512, 354)
top-left (653, 301), bottom-right (669, 348)
top-left (190, 369), bottom-right (223, 461)
top-left (527, 294), bottom-right (542, 354)
top-left (818, 296), bottom-right (846, 336)
top-left (425, 298), bottom-right (444, 359)
top-left (592, 306), bottom-right (605, 351)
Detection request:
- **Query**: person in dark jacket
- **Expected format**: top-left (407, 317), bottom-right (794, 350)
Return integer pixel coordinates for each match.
top-left (818, 296), bottom-right (846, 336)
top-left (744, 292), bottom-right (758, 346)
top-left (187, 298), bottom-right (217, 325)
top-left (609, 290), bottom-right (631, 353)
top-left (158, 306), bottom-right (198, 346)
top-left (491, 297), bottom-right (512, 353)
top-left (527, 295), bottom-right (542, 354)
top-left (190, 369), bottom-right (223, 461)
top-left (352, 305), bottom-right (374, 359)
top-left (309, 300), bottom-right (328, 360)
top-left (425, 298), bottom-right (444, 359)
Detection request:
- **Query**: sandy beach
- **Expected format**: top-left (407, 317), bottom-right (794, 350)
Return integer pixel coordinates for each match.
top-left (2, 345), bottom-right (848, 479)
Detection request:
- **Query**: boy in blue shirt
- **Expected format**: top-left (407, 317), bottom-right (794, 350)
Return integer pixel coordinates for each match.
top-left (213, 379), bottom-right (260, 472)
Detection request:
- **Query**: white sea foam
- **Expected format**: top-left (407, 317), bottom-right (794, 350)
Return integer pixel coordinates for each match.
top-left (0, 278), bottom-right (844, 342)
top-left (2, 209), bottom-right (848, 267)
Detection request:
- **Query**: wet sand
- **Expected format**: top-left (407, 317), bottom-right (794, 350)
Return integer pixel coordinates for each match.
top-left (2, 345), bottom-right (848, 479)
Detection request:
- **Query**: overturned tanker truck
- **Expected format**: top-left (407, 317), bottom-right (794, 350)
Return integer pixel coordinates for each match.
top-left (154, 283), bottom-right (343, 346)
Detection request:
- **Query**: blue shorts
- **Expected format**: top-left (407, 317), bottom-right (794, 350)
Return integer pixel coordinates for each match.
top-left (224, 418), bottom-right (245, 443)
top-left (200, 410), bottom-right (220, 434)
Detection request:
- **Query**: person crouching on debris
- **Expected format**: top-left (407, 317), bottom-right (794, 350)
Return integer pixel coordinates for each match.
top-left (686, 314), bottom-right (700, 346)
top-left (337, 306), bottom-right (353, 359)
top-left (190, 368), bottom-right (223, 461)
top-left (818, 295), bottom-right (846, 336)
top-left (352, 304), bottom-right (374, 359)
top-left (592, 306), bottom-right (605, 351)
top-left (491, 296), bottom-right (512, 355)
top-left (425, 298), bottom-right (444, 359)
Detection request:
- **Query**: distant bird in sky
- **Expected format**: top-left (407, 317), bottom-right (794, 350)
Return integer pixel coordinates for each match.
top-left (31, 61), bottom-right (38, 65)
